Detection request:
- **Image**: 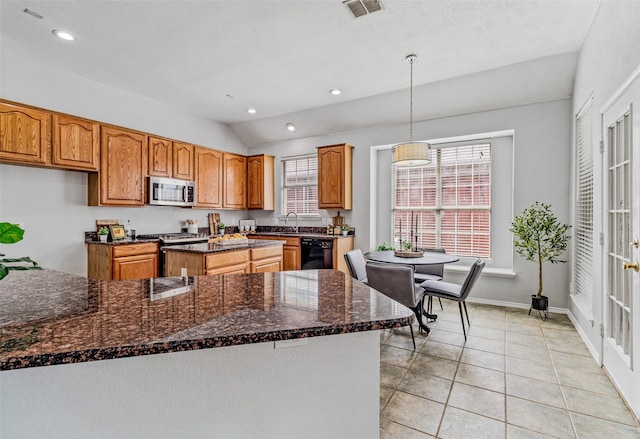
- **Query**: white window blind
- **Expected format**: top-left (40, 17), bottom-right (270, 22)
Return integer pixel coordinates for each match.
top-left (393, 143), bottom-right (491, 258)
top-left (574, 98), bottom-right (594, 305)
top-left (281, 155), bottom-right (319, 215)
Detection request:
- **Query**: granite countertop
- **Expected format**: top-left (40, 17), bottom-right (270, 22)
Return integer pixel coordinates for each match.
top-left (161, 239), bottom-right (285, 254)
top-left (0, 269), bottom-right (413, 370)
top-left (253, 232), bottom-right (353, 239)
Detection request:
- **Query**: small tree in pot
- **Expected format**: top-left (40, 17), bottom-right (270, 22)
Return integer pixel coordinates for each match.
top-left (509, 202), bottom-right (570, 319)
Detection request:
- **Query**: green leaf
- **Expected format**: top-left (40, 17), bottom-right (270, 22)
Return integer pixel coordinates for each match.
top-left (0, 264), bottom-right (8, 280)
top-left (0, 223), bottom-right (24, 244)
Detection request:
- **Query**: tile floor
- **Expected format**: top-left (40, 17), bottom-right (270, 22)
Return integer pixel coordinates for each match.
top-left (379, 301), bottom-right (640, 439)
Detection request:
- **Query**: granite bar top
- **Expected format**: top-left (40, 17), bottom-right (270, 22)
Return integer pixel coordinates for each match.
top-left (0, 269), bottom-right (413, 370)
top-left (161, 239), bottom-right (285, 254)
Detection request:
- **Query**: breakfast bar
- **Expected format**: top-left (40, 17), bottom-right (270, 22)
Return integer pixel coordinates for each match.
top-left (0, 269), bottom-right (412, 438)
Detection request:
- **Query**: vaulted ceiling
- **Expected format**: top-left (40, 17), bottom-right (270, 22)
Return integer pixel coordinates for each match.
top-left (0, 1), bottom-right (600, 146)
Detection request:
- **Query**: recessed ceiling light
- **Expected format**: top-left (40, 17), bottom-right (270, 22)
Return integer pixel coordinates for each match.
top-left (329, 89), bottom-right (342, 95)
top-left (247, 108), bottom-right (257, 114)
top-left (286, 123), bottom-right (296, 132)
top-left (52, 30), bottom-right (75, 41)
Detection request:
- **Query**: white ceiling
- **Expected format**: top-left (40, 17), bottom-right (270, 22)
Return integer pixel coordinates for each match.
top-left (0, 0), bottom-right (600, 146)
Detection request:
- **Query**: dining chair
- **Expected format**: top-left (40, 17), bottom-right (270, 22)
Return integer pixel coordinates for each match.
top-left (365, 262), bottom-right (429, 350)
top-left (420, 259), bottom-right (485, 340)
top-left (344, 249), bottom-right (368, 284)
top-left (414, 248), bottom-right (446, 315)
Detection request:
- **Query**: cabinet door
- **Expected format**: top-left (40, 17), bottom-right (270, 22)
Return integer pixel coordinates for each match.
top-left (148, 136), bottom-right (172, 177)
top-left (251, 258), bottom-right (282, 273)
top-left (112, 253), bottom-right (158, 280)
top-left (173, 142), bottom-right (194, 181)
top-left (0, 102), bottom-right (51, 166)
top-left (195, 147), bottom-right (223, 208)
top-left (283, 246), bottom-right (301, 271)
top-left (248, 154), bottom-right (274, 210)
top-left (318, 144), bottom-right (353, 210)
top-left (223, 153), bottom-right (247, 209)
top-left (96, 126), bottom-right (147, 206)
top-left (52, 114), bottom-right (99, 171)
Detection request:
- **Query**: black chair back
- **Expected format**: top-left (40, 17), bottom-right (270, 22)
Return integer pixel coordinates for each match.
top-left (365, 262), bottom-right (420, 308)
top-left (344, 249), bottom-right (368, 283)
top-left (459, 259), bottom-right (485, 301)
top-left (415, 248), bottom-right (446, 277)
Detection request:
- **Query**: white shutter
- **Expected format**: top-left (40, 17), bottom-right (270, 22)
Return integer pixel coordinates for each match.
top-left (574, 97), bottom-right (594, 306)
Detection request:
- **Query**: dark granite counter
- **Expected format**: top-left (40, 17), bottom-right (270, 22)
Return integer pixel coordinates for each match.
top-left (162, 239), bottom-right (285, 254)
top-left (0, 269), bottom-right (412, 370)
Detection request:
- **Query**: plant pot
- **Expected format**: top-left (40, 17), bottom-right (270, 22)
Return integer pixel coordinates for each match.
top-left (529, 294), bottom-right (549, 320)
top-left (342, 231), bottom-right (348, 236)
top-left (99, 235), bottom-right (108, 242)
top-left (218, 228), bottom-right (225, 236)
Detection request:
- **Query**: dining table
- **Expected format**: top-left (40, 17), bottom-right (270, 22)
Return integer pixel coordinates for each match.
top-left (363, 250), bottom-right (460, 324)
top-left (363, 250), bottom-right (460, 266)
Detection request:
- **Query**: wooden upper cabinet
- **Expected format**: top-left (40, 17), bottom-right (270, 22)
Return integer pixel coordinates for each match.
top-left (223, 153), bottom-right (247, 209)
top-left (148, 136), bottom-right (172, 177)
top-left (317, 143), bottom-right (353, 210)
top-left (51, 114), bottom-right (99, 171)
top-left (0, 101), bottom-right (51, 166)
top-left (172, 142), bottom-right (195, 181)
top-left (89, 126), bottom-right (147, 206)
top-left (247, 154), bottom-right (274, 210)
top-left (194, 147), bottom-right (223, 208)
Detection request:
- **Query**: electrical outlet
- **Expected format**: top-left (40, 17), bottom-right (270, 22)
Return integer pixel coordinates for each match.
top-left (181, 268), bottom-right (187, 277)
top-left (274, 338), bottom-right (308, 349)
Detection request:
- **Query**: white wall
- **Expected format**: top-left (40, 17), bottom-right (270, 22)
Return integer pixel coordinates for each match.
top-left (250, 98), bottom-right (573, 307)
top-left (570, 2), bottom-right (640, 360)
top-left (0, 52), bottom-right (249, 276)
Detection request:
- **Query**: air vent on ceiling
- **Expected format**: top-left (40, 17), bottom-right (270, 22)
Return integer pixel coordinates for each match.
top-left (343, 0), bottom-right (383, 18)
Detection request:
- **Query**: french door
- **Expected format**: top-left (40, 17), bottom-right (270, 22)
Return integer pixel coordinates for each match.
top-left (602, 69), bottom-right (640, 417)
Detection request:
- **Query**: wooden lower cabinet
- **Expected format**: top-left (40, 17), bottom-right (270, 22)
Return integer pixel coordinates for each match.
top-left (334, 236), bottom-right (354, 274)
top-left (252, 235), bottom-right (301, 271)
top-left (87, 242), bottom-right (159, 281)
top-left (165, 245), bottom-right (283, 277)
top-left (250, 245), bottom-right (283, 273)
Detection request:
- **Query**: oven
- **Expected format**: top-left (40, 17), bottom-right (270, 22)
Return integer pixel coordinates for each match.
top-left (137, 233), bottom-right (209, 276)
top-left (300, 237), bottom-right (334, 270)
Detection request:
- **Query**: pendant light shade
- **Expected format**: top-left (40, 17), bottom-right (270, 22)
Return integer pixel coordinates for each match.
top-left (392, 54), bottom-right (431, 166)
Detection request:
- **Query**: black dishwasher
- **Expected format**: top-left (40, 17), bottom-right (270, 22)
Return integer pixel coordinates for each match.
top-left (300, 237), bottom-right (334, 270)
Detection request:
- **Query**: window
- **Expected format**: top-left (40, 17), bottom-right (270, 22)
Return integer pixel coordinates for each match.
top-left (392, 143), bottom-right (491, 258)
top-left (281, 154), bottom-right (319, 215)
top-left (573, 97), bottom-right (593, 306)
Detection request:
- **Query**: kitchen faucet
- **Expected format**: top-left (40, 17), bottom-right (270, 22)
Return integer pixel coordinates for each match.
top-left (285, 212), bottom-right (299, 233)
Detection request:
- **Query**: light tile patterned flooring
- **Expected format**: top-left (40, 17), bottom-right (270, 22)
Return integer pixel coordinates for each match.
top-left (379, 302), bottom-right (640, 439)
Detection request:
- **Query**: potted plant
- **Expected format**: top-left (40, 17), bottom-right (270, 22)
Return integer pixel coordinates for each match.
top-left (509, 202), bottom-right (570, 319)
top-left (98, 226), bottom-right (109, 242)
top-left (217, 223), bottom-right (225, 236)
top-left (341, 225), bottom-right (349, 236)
top-left (0, 222), bottom-right (40, 280)
top-left (376, 242), bottom-right (394, 251)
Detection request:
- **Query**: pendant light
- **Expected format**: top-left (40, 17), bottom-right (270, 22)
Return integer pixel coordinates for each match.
top-left (392, 54), bottom-right (431, 166)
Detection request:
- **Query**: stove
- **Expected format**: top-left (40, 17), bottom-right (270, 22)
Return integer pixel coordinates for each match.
top-left (137, 232), bottom-right (210, 244)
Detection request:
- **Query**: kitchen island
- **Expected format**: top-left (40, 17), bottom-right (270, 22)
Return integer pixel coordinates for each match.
top-left (0, 268), bottom-right (412, 438)
top-left (163, 238), bottom-right (286, 276)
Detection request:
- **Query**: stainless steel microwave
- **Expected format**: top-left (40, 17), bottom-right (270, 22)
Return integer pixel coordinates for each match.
top-left (148, 176), bottom-right (196, 207)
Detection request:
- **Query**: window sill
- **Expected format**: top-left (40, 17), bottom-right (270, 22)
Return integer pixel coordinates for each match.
top-left (444, 264), bottom-right (516, 278)
top-left (277, 215), bottom-right (322, 221)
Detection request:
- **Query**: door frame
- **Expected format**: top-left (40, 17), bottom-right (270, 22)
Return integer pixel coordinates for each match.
top-left (599, 64), bottom-right (640, 419)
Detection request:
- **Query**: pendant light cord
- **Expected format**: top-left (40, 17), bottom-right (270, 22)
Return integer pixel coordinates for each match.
top-left (408, 55), bottom-right (415, 143)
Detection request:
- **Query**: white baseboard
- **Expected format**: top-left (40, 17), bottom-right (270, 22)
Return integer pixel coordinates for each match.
top-left (566, 309), bottom-right (602, 364)
top-left (466, 297), bottom-right (568, 315)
